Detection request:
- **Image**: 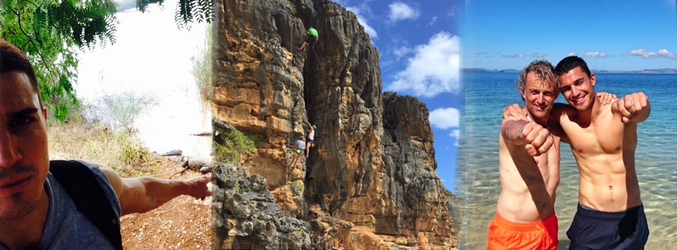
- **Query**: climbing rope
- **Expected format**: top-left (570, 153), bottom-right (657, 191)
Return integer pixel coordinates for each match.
top-left (283, 164), bottom-right (288, 215)
top-left (311, 46), bottom-right (330, 82)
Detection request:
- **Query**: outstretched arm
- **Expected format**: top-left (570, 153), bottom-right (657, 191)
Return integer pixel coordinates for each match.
top-left (613, 92), bottom-right (651, 123)
top-left (501, 119), bottom-right (528, 144)
top-left (501, 119), bottom-right (553, 156)
top-left (306, 121), bottom-right (314, 132)
top-left (99, 166), bottom-right (212, 216)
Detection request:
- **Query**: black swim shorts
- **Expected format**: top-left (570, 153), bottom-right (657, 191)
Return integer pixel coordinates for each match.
top-left (567, 203), bottom-right (649, 250)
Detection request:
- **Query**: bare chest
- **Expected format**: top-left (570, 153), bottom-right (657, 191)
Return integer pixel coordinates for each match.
top-left (563, 116), bottom-right (625, 155)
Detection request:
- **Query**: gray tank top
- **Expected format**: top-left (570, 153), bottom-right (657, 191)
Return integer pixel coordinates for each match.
top-left (0, 161), bottom-right (121, 250)
top-left (295, 140), bottom-right (306, 150)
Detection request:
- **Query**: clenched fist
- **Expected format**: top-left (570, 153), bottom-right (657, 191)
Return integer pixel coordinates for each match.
top-left (519, 122), bottom-right (553, 156)
top-left (184, 174), bottom-right (212, 200)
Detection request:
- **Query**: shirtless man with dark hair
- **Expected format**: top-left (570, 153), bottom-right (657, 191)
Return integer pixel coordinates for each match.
top-left (554, 56), bottom-right (650, 249)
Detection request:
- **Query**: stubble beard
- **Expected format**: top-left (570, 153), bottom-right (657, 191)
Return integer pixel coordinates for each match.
top-left (0, 164), bottom-right (42, 221)
top-left (527, 104), bottom-right (548, 122)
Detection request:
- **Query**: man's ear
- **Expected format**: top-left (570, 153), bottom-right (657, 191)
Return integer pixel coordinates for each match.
top-left (521, 90), bottom-right (526, 101)
top-left (590, 73), bottom-right (596, 86)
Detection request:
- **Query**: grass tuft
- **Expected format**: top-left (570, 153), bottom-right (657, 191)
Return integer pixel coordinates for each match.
top-left (48, 121), bottom-right (162, 177)
top-left (282, 0), bottom-right (296, 14)
top-left (213, 128), bottom-right (255, 163)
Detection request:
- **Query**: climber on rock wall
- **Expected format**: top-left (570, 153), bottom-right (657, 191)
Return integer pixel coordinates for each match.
top-left (297, 26), bottom-right (318, 51)
top-left (289, 136), bottom-right (306, 168)
top-left (306, 121), bottom-right (315, 157)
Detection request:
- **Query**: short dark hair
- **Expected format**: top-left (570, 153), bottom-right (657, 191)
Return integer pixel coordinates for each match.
top-left (555, 55), bottom-right (591, 78)
top-left (0, 39), bottom-right (42, 106)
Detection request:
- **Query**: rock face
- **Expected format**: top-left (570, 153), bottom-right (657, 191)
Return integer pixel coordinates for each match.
top-left (212, 163), bottom-right (312, 249)
top-left (213, 0), bottom-right (461, 249)
top-left (213, 0), bottom-right (307, 191)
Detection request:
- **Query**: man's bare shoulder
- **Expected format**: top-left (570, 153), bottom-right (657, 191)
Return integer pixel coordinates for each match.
top-left (86, 162), bottom-right (124, 199)
top-left (551, 103), bottom-right (574, 113)
top-left (550, 103), bottom-right (576, 120)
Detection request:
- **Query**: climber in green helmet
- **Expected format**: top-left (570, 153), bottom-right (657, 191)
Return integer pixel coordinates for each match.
top-left (305, 121), bottom-right (316, 157)
top-left (297, 26), bottom-right (319, 51)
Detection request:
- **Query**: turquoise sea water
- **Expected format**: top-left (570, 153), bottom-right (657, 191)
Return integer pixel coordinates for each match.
top-left (457, 72), bottom-right (677, 249)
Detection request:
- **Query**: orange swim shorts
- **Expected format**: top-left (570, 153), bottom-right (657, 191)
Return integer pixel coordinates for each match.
top-left (487, 213), bottom-right (558, 250)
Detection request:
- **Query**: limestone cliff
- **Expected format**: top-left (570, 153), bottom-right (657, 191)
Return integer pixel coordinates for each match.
top-left (212, 0), bottom-right (461, 249)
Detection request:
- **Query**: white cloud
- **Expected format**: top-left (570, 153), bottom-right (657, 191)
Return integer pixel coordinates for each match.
top-left (429, 107), bottom-right (459, 129)
top-left (531, 52), bottom-right (544, 58)
top-left (503, 54), bottom-right (525, 58)
top-left (450, 129), bottom-right (459, 146)
top-left (566, 52), bottom-right (576, 56)
top-left (393, 46), bottom-right (411, 57)
top-left (429, 16), bottom-right (438, 26)
top-left (347, 6), bottom-right (378, 39)
top-left (449, 129), bottom-right (459, 138)
top-left (388, 32), bottom-right (460, 97)
top-left (429, 107), bottom-right (460, 147)
top-left (447, 6), bottom-right (460, 17)
top-left (388, 2), bottom-right (420, 22)
top-left (582, 51), bottom-right (611, 58)
top-left (469, 51), bottom-right (488, 58)
top-left (622, 49), bottom-right (677, 59)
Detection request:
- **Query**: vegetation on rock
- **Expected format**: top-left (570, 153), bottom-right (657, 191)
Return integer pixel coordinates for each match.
top-left (214, 128), bottom-right (256, 163)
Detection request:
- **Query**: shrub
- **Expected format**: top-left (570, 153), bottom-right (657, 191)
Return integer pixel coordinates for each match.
top-left (191, 23), bottom-right (213, 104)
top-left (214, 128), bottom-right (255, 163)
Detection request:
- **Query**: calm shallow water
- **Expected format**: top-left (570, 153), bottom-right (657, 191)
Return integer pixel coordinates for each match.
top-left (76, 0), bottom-right (211, 158)
top-left (457, 72), bottom-right (677, 249)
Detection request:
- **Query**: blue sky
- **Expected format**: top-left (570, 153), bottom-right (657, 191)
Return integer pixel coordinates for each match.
top-left (462, 0), bottom-right (677, 71)
top-left (334, 0), bottom-right (463, 191)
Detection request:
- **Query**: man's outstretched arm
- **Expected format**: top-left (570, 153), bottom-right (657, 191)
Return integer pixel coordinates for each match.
top-left (501, 119), bottom-right (528, 144)
top-left (98, 166), bottom-right (212, 216)
top-left (501, 119), bottom-right (553, 156)
top-left (614, 92), bottom-right (650, 123)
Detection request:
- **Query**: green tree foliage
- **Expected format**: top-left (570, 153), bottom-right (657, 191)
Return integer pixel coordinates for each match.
top-left (0, 0), bottom-right (118, 121)
top-left (136, 0), bottom-right (211, 30)
top-left (1, 0), bottom-right (211, 121)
